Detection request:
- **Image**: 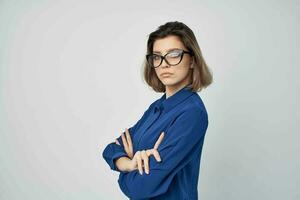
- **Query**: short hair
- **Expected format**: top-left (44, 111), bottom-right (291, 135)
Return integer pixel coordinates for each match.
top-left (142, 21), bottom-right (213, 93)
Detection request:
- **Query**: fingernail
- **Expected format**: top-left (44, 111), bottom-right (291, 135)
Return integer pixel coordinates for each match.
top-left (146, 171), bottom-right (149, 174)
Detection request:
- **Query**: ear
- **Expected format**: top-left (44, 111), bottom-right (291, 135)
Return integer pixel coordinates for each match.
top-left (190, 58), bottom-right (195, 68)
top-left (190, 61), bottom-right (194, 69)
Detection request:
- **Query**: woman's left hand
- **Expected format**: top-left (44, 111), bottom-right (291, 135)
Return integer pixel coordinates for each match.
top-left (115, 128), bottom-right (134, 159)
top-left (116, 129), bottom-right (164, 174)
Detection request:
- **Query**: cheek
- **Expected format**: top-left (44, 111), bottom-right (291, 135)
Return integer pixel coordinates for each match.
top-left (175, 64), bottom-right (190, 77)
top-left (154, 68), bottom-right (160, 76)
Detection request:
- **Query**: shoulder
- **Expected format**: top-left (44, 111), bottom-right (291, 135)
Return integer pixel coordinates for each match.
top-left (171, 106), bottom-right (208, 132)
top-left (179, 106), bottom-right (208, 125)
top-left (180, 92), bottom-right (208, 120)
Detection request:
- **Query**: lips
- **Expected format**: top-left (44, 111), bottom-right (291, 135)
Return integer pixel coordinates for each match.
top-left (161, 72), bottom-right (173, 76)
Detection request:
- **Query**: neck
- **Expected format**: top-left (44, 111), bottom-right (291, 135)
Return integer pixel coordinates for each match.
top-left (165, 76), bottom-right (192, 99)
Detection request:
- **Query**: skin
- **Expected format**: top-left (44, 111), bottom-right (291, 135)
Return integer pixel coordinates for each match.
top-left (115, 129), bottom-right (164, 175)
top-left (114, 35), bottom-right (194, 175)
top-left (153, 35), bottom-right (194, 98)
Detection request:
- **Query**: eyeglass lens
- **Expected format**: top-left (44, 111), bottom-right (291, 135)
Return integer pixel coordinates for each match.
top-left (148, 50), bottom-right (183, 68)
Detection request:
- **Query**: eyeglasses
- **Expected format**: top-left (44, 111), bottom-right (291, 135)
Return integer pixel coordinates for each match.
top-left (146, 49), bottom-right (193, 68)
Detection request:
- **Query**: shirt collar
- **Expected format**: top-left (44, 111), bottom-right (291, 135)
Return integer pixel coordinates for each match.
top-left (154, 84), bottom-right (195, 113)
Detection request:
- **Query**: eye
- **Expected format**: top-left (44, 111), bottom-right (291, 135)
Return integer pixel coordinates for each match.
top-left (153, 55), bottom-right (161, 60)
top-left (167, 51), bottom-right (181, 58)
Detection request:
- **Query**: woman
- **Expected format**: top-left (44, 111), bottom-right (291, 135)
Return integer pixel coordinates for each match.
top-left (102, 21), bottom-right (213, 200)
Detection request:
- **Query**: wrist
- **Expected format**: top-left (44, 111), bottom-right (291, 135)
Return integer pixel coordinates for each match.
top-left (115, 156), bottom-right (132, 172)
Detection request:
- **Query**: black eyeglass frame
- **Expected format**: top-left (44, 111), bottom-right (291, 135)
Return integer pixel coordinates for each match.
top-left (146, 49), bottom-right (193, 68)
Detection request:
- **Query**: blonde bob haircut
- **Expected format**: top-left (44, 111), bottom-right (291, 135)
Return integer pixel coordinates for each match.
top-left (143, 21), bottom-right (213, 93)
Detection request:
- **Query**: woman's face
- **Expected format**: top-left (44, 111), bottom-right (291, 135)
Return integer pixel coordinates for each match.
top-left (153, 35), bottom-right (193, 88)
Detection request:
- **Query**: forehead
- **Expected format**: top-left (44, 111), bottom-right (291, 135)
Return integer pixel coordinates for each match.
top-left (153, 35), bottom-right (185, 53)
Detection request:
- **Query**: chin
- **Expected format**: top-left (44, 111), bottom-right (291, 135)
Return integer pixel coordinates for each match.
top-left (161, 80), bottom-right (180, 86)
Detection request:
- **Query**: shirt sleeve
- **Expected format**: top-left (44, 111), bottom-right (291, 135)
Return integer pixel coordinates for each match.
top-left (117, 108), bottom-right (208, 199)
top-left (102, 104), bottom-right (153, 172)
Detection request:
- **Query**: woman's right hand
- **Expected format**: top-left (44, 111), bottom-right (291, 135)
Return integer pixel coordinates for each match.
top-left (128, 131), bottom-right (165, 175)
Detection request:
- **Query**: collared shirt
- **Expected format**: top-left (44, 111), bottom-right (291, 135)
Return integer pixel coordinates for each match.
top-left (102, 85), bottom-right (209, 200)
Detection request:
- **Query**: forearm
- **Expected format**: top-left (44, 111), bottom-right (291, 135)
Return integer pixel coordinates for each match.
top-left (115, 156), bottom-right (132, 172)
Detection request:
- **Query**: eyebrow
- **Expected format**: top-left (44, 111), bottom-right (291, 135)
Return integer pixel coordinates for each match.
top-left (153, 48), bottom-right (182, 54)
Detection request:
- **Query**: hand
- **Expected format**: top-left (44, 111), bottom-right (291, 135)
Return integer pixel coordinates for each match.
top-left (116, 128), bottom-right (134, 159)
top-left (129, 131), bottom-right (165, 175)
top-left (114, 128), bottom-right (134, 159)
top-left (115, 139), bottom-right (120, 145)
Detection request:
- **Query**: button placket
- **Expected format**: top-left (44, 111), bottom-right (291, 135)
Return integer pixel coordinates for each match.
top-left (136, 107), bottom-right (163, 149)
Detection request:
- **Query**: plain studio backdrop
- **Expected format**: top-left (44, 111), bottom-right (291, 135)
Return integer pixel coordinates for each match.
top-left (0, 0), bottom-right (299, 199)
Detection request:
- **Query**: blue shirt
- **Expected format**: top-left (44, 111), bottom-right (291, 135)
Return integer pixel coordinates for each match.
top-left (102, 85), bottom-right (209, 200)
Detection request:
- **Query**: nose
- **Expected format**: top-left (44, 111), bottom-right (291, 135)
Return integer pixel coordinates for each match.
top-left (160, 58), bottom-right (170, 68)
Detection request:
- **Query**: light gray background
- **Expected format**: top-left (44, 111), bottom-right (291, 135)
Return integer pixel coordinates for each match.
top-left (0, 0), bottom-right (299, 199)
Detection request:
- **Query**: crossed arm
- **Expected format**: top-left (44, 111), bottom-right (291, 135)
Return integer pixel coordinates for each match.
top-left (114, 128), bottom-right (165, 175)
top-left (102, 108), bottom-right (208, 199)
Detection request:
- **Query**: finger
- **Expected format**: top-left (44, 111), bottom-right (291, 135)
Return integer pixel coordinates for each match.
top-left (131, 156), bottom-right (138, 171)
top-left (121, 132), bottom-right (128, 148)
top-left (125, 128), bottom-right (133, 152)
top-left (146, 149), bottom-right (153, 157)
top-left (141, 150), bottom-right (149, 174)
top-left (146, 149), bottom-right (161, 162)
top-left (121, 132), bottom-right (131, 156)
top-left (136, 151), bottom-right (143, 175)
top-left (115, 139), bottom-right (120, 145)
top-left (152, 149), bottom-right (162, 162)
top-left (154, 132), bottom-right (165, 150)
